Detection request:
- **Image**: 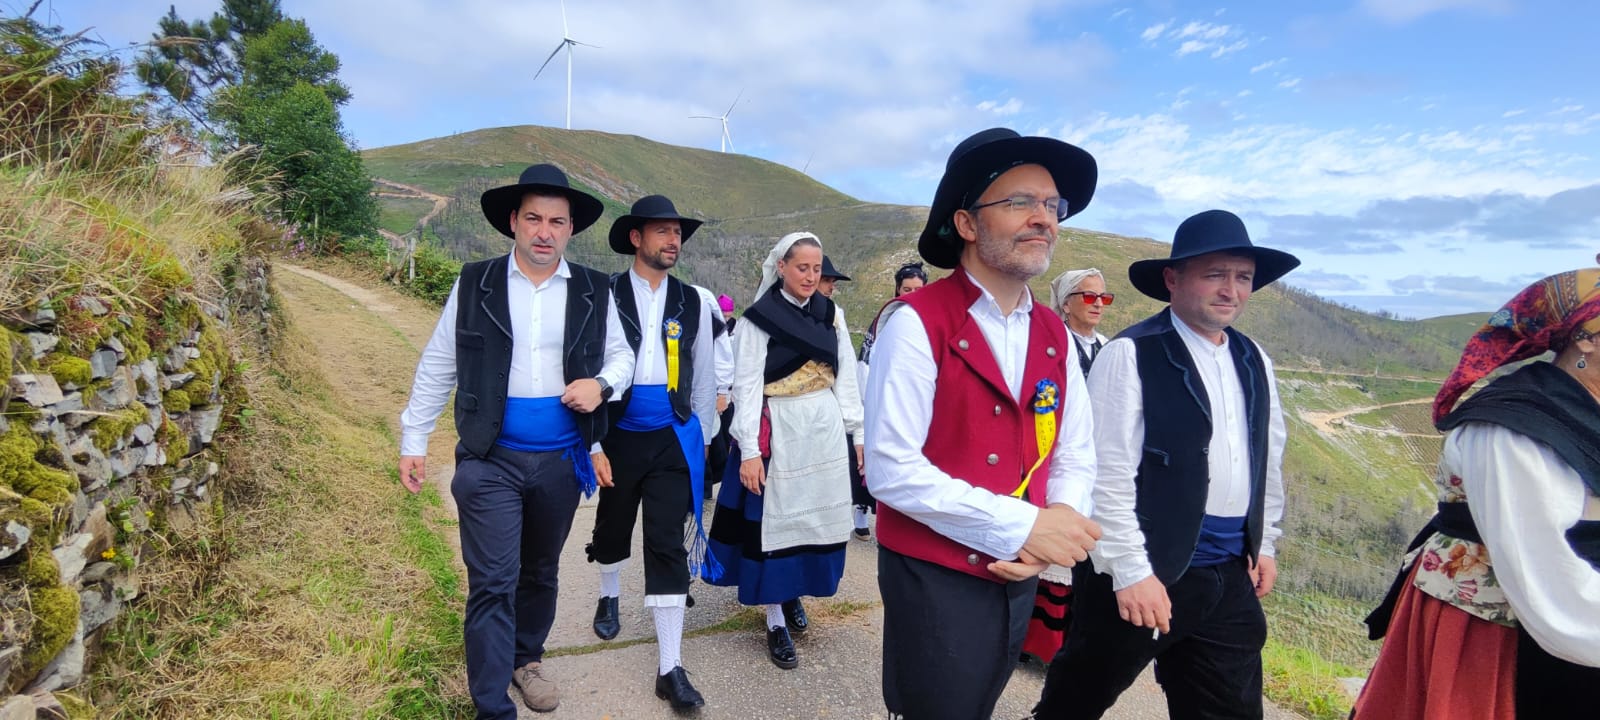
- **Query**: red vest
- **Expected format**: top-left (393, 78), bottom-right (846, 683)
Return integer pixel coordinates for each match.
top-left (876, 270), bottom-right (1071, 583)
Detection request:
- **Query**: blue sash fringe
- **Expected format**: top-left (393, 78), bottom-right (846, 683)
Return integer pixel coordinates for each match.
top-left (497, 396), bottom-right (598, 498)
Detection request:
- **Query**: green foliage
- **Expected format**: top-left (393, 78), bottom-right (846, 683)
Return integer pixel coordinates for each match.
top-left (20, 546), bottom-right (61, 587)
top-left (231, 19), bottom-right (349, 106)
top-left (133, 0), bottom-right (285, 125)
top-left (19, 585), bottom-right (79, 686)
top-left (163, 389), bottom-right (193, 414)
top-left (43, 354), bottom-right (91, 388)
top-left (89, 406), bottom-right (150, 453)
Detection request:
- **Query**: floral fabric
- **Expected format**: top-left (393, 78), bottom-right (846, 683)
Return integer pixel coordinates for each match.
top-left (1406, 471), bottom-right (1516, 627)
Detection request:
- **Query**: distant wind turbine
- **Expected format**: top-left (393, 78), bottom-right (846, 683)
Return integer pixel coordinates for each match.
top-left (690, 90), bottom-right (743, 153)
top-left (532, 0), bottom-right (599, 130)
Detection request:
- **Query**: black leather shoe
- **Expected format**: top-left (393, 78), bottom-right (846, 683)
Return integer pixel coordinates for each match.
top-left (766, 626), bottom-right (799, 669)
top-left (781, 598), bottom-right (808, 635)
top-left (654, 666), bottom-right (705, 710)
top-left (592, 597), bottom-right (620, 640)
top-left (853, 526), bottom-right (871, 540)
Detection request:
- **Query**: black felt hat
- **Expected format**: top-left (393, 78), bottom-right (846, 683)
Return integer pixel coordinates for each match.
top-left (1128, 210), bottom-right (1301, 302)
top-left (820, 255), bottom-right (851, 281)
top-left (479, 164), bottom-right (605, 238)
top-left (917, 128), bottom-right (1098, 269)
top-left (607, 195), bottom-right (704, 254)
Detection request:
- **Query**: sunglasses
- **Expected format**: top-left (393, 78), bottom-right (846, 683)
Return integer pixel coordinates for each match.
top-left (1068, 292), bottom-right (1114, 306)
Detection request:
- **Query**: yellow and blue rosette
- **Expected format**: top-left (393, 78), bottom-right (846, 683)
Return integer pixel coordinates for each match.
top-left (665, 317), bottom-right (683, 391)
top-left (1011, 378), bottom-right (1060, 499)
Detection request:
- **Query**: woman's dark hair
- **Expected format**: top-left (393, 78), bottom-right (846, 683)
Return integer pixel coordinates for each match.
top-left (894, 262), bottom-right (928, 284)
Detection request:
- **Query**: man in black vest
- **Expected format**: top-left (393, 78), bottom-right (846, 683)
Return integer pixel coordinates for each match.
top-left (1034, 210), bottom-right (1298, 720)
top-left (584, 195), bottom-right (718, 710)
top-left (398, 164), bottom-right (635, 718)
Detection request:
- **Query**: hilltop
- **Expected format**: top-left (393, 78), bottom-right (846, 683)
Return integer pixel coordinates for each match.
top-left (364, 125), bottom-right (1484, 376)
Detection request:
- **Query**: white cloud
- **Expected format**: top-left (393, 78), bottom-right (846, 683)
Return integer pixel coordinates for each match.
top-left (1360, 0), bottom-right (1513, 25)
top-left (976, 98), bottom-right (1024, 116)
top-left (1278, 77), bottom-right (1302, 89)
top-left (1502, 109), bottom-right (1527, 118)
top-left (1250, 57), bottom-right (1287, 73)
top-left (1140, 21), bottom-right (1171, 41)
top-left (1109, 7), bottom-right (1131, 20)
top-left (1237, 90), bottom-right (1254, 98)
top-left (1145, 18), bottom-right (1250, 59)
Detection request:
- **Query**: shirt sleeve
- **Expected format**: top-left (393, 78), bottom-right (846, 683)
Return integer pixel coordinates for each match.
top-left (862, 306), bottom-right (1041, 560)
top-left (1258, 344), bottom-right (1287, 558)
top-left (832, 308), bottom-right (865, 438)
top-left (594, 290), bottom-right (636, 454)
top-left (715, 328), bottom-right (735, 394)
top-left (730, 319), bottom-right (769, 461)
top-left (1085, 337), bottom-right (1156, 590)
top-left (692, 297), bottom-right (719, 444)
top-left (399, 279), bottom-right (461, 457)
top-left (1045, 356), bottom-right (1096, 514)
top-left (1456, 422), bottom-right (1600, 666)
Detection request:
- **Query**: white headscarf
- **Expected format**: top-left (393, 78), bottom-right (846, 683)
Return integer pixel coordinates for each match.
top-left (1050, 267), bottom-right (1103, 317)
top-left (754, 231), bottom-right (822, 303)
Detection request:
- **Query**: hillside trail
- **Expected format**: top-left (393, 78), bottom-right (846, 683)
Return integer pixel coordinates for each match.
top-left (272, 260), bottom-right (1305, 719)
top-left (1301, 397), bottom-right (1435, 436)
top-left (372, 178), bottom-right (453, 251)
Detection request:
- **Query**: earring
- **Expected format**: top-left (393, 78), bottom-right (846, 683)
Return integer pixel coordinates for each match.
top-left (1580, 354), bottom-right (1589, 370)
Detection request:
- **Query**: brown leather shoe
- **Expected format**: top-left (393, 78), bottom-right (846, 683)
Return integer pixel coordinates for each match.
top-left (512, 661), bottom-right (560, 712)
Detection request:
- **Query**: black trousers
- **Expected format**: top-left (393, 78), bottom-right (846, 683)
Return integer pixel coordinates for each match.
top-left (879, 546), bottom-right (1035, 720)
top-left (1034, 558), bottom-right (1267, 720)
top-left (588, 425), bottom-right (692, 596)
top-left (452, 444), bottom-right (580, 720)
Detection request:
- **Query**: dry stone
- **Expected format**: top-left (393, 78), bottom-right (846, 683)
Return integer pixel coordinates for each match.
top-left (0, 523), bottom-right (30, 562)
top-left (24, 622), bottom-right (84, 693)
top-left (23, 334), bottom-right (56, 360)
top-left (8, 375), bottom-right (63, 408)
top-left (88, 350), bottom-right (117, 380)
top-left (51, 534), bottom-right (93, 587)
top-left (0, 694), bottom-right (31, 720)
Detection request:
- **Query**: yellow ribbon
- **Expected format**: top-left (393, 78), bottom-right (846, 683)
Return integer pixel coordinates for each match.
top-left (665, 318), bottom-right (683, 391)
top-left (1011, 379), bottom-right (1059, 499)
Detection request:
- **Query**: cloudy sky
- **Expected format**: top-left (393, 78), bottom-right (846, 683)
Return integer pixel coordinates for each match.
top-left (42, 0), bottom-right (1600, 318)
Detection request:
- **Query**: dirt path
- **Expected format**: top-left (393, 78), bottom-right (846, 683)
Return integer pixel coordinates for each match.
top-left (272, 260), bottom-right (1305, 719)
top-left (373, 177), bottom-right (451, 228)
top-left (1301, 397), bottom-right (1434, 435)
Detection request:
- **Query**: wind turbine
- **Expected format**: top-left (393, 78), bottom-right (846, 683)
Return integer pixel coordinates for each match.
top-left (691, 90), bottom-right (742, 153)
top-left (533, 0), bottom-right (598, 130)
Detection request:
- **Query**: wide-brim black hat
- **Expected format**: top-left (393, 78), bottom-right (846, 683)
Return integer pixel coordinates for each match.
top-left (480, 163), bottom-right (605, 239)
top-left (1128, 209), bottom-right (1301, 302)
top-left (917, 128), bottom-right (1098, 270)
top-left (820, 255), bottom-right (851, 281)
top-left (607, 194), bottom-right (703, 254)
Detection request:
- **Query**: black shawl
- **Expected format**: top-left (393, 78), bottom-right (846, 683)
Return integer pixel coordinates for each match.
top-left (1438, 361), bottom-right (1600, 498)
top-left (741, 284), bottom-right (839, 384)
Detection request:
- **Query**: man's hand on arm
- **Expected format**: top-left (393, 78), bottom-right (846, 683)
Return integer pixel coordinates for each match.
top-left (562, 378), bottom-right (604, 412)
top-left (1021, 503), bottom-right (1102, 567)
top-left (592, 451), bottom-right (613, 487)
top-left (987, 548), bottom-right (1050, 582)
top-left (1115, 575), bottom-right (1172, 633)
top-left (399, 456), bottom-right (426, 494)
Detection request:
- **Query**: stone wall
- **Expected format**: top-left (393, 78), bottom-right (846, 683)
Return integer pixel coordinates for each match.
top-left (0, 257), bottom-right (271, 714)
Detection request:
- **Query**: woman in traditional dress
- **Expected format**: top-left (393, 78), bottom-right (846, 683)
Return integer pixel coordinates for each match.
top-left (1019, 268), bottom-right (1115, 665)
top-left (1354, 268), bottom-right (1600, 720)
top-left (705, 232), bottom-right (864, 670)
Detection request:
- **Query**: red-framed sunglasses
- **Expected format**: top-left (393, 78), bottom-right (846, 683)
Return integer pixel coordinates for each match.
top-left (1068, 292), bottom-right (1114, 306)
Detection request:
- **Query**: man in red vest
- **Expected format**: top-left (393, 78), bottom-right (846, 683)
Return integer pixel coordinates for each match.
top-left (863, 128), bottom-right (1103, 719)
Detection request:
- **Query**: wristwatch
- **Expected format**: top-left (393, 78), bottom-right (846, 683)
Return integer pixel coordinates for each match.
top-left (595, 376), bottom-right (614, 401)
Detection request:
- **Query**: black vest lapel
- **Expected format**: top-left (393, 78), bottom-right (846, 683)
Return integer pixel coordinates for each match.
top-left (564, 265), bottom-right (597, 375)
top-left (611, 272), bottom-right (643, 352)
top-left (1160, 321), bottom-right (1212, 426)
top-left (480, 255), bottom-right (513, 339)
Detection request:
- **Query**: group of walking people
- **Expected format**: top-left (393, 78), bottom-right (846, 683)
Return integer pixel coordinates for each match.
top-left (397, 126), bottom-right (1598, 720)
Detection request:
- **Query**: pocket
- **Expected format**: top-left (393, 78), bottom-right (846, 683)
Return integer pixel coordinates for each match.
top-left (458, 392), bottom-right (479, 412)
top-left (458, 330), bottom-right (485, 349)
top-left (1141, 446), bottom-right (1170, 467)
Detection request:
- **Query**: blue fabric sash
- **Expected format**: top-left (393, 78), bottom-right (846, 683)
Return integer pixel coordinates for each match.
top-left (617, 384), bottom-right (677, 431)
top-left (1190, 514), bottom-right (1247, 568)
top-left (497, 396), bottom-right (597, 498)
top-left (615, 385), bottom-right (722, 581)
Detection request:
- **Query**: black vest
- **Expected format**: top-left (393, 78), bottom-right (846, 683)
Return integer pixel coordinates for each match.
top-left (608, 272), bottom-right (701, 424)
top-left (452, 255), bottom-right (612, 458)
top-left (1119, 308), bottom-right (1271, 585)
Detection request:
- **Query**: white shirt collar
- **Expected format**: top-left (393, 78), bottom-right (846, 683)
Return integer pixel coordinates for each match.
top-left (1171, 311), bottom-right (1228, 354)
top-left (507, 254), bottom-right (571, 285)
top-left (779, 287), bottom-right (809, 308)
top-left (1069, 327), bottom-right (1099, 345)
top-left (963, 269), bottom-right (1033, 318)
top-left (629, 267), bottom-right (667, 293)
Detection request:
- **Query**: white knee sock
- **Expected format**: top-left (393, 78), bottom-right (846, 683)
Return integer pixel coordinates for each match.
top-left (599, 559), bottom-right (626, 598)
top-left (854, 506), bottom-right (870, 530)
top-left (765, 603), bottom-right (786, 631)
top-left (653, 605), bottom-right (685, 675)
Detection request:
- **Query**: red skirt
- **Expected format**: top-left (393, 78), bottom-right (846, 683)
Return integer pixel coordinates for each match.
top-left (1021, 580), bottom-right (1072, 662)
top-left (1353, 566), bottom-right (1518, 720)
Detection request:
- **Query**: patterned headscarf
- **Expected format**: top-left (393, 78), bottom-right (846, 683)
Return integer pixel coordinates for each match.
top-left (1433, 268), bottom-right (1600, 423)
top-left (1050, 268), bottom-right (1103, 319)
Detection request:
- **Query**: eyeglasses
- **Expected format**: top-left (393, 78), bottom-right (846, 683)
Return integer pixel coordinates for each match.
top-left (968, 194), bottom-right (1069, 222)
top-left (1068, 292), bottom-right (1114, 306)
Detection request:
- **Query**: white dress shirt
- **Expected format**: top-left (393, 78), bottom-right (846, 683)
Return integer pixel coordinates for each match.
top-left (625, 270), bottom-right (719, 443)
top-left (689, 285), bottom-right (736, 396)
top-left (862, 271), bottom-right (1097, 561)
top-left (730, 291), bottom-right (864, 460)
top-left (1451, 422), bottom-right (1600, 666)
top-left (399, 257), bottom-right (635, 456)
top-left (1086, 312), bottom-right (1287, 591)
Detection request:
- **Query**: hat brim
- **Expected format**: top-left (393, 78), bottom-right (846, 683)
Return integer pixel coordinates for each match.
top-left (917, 136), bottom-right (1097, 269)
top-left (1129, 247), bottom-right (1302, 302)
top-left (480, 182), bottom-right (605, 239)
top-left (822, 272), bottom-right (852, 281)
top-left (607, 215), bottom-right (703, 254)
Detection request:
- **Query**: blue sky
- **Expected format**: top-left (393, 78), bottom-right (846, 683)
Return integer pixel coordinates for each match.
top-left (38, 0), bottom-right (1600, 318)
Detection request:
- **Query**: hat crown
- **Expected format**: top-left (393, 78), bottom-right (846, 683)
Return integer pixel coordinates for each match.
top-left (517, 163), bottom-right (572, 188)
top-left (1171, 209), bottom-right (1253, 258)
top-left (630, 194), bottom-right (680, 217)
top-left (947, 128), bottom-right (1023, 171)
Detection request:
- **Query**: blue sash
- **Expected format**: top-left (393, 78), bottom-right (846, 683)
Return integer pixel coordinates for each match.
top-left (497, 396), bottom-right (598, 498)
top-left (616, 385), bottom-right (722, 581)
top-left (1190, 514), bottom-right (1247, 568)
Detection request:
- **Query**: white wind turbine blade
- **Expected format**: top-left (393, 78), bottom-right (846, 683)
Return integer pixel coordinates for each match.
top-left (533, 41), bottom-right (564, 81)
top-left (560, 0), bottom-right (569, 38)
top-left (723, 88), bottom-right (743, 118)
